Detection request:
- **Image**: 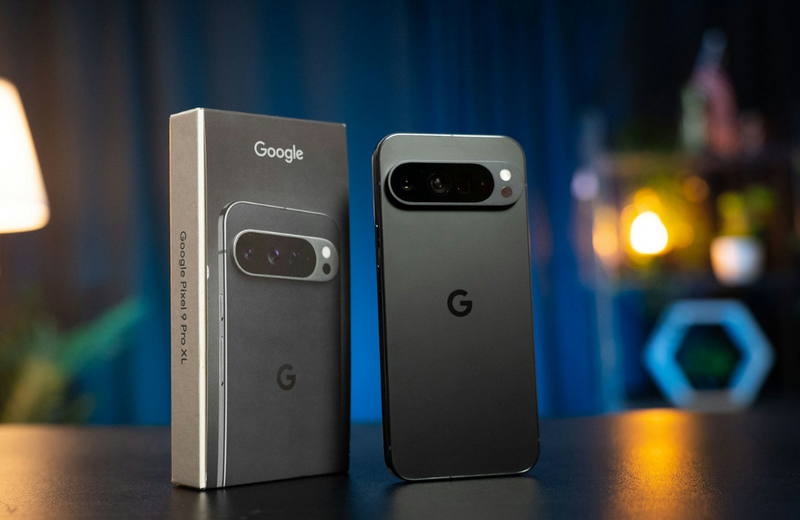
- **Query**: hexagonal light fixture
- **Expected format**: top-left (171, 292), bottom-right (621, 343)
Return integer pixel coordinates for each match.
top-left (643, 299), bottom-right (774, 411)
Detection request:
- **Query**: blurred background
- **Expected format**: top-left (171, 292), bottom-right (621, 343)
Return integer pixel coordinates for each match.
top-left (0, 0), bottom-right (798, 424)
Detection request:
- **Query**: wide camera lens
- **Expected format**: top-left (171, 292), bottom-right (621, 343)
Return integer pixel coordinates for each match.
top-left (428, 172), bottom-right (451, 195)
top-left (401, 176), bottom-right (414, 191)
top-left (268, 249), bottom-right (280, 264)
top-left (243, 247), bottom-right (254, 260)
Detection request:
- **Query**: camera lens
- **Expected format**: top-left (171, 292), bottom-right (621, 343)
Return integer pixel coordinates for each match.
top-left (428, 172), bottom-right (451, 195)
top-left (290, 251), bottom-right (300, 264)
top-left (268, 249), bottom-right (280, 264)
top-left (401, 176), bottom-right (414, 191)
top-left (243, 247), bottom-right (254, 260)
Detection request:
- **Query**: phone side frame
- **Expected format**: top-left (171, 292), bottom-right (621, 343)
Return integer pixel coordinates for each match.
top-left (372, 138), bottom-right (403, 480)
top-left (218, 201), bottom-right (292, 487)
top-left (216, 204), bottom-right (231, 487)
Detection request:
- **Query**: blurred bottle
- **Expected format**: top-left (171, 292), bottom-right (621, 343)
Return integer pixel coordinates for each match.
top-left (681, 29), bottom-right (740, 158)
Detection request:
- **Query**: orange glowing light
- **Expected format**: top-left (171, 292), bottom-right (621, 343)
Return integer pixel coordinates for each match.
top-left (592, 207), bottom-right (619, 259)
top-left (593, 223), bottom-right (618, 258)
top-left (634, 188), bottom-right (662, 212)
top-left (683, 175), bottom-right (710, 203)
top-left (672, 221), bottom-right (695, 248)
top-left (0, 78), bottom-right (49, 233)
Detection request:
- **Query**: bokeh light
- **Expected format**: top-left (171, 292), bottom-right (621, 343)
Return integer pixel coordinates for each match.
top-left (593, 206), bottom-right (619, 259)
top-left (630, 211), bottom-right (669, 255)
top-left (682, 175), bottom-right (710, 203)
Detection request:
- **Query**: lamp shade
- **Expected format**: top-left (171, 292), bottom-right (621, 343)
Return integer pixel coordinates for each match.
top-left (0, 78), bottom-right (49, 233)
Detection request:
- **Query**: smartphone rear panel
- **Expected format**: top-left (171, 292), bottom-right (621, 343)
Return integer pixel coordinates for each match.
top-left (373, 134), bottom-right (539, 480)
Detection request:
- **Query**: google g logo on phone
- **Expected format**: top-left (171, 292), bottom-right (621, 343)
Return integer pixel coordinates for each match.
top-left (447, 290), bottom-right (472, 317)
top-left (277, 364), bottom-right (296, 390)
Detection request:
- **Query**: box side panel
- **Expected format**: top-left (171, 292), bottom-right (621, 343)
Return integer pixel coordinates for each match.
top-left (337, 125), bottom-right (351, 472)
top-left (170, 110), bottom-right (207, 489)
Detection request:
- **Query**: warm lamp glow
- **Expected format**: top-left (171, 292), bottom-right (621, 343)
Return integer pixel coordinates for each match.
top-left (593, 222), bottom-right (619, 258)
top-left (0, 78), bottom-right (49, 233)
top-left (630, 211), bottom-right (668, 255)
top-left (592, 206), bottom-right (619, 259)
top-left (672, 221), bottom-right (695, 248)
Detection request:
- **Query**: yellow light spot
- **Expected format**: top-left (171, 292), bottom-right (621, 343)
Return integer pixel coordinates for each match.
top-left (717, 191), bottom-right (743, 216)
top-left (634, 188), bottom-right (661, 212)
top-left (630, 212), bottom-right (669, 255)
top-left (593, 206), bottom-right (619, 259)
top-left (672, 221), bottom-right (695, 248)
top-left (593, 222), bottom-right (619, 258)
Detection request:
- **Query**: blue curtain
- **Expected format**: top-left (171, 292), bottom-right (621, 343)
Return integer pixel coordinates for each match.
top-left (0, 0), bottom-right (626, 423)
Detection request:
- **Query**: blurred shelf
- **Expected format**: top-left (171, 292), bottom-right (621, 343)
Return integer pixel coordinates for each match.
top-left (611, 271), bottom-right (800, 295)
top-left (607, 146), bottom-right (795, 178)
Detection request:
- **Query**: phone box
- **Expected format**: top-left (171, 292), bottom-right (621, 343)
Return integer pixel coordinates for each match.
top-left (169, 109), bottom-right (350, 489)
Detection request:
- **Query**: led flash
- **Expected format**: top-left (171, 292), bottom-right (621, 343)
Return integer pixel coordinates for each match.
top-left (499, 169), bottom-right (512, 182)
top-left (322, 246), bottom-right (331, 259)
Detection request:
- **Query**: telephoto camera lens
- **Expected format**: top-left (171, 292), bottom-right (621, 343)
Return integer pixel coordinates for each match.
top-left (429, 172), bottom-right (451, 195)
top-left (268, 249), bottom-right (281, 264)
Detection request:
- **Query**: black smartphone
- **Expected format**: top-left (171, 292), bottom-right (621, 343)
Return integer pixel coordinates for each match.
top-left (373, 134), bottom-right (539, 481)
top-left (217, 201), bottom-right (348, 487)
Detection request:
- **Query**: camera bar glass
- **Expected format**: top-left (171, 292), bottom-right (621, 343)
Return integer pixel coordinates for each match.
top-left (389, 162), bottom-right (495, 203)
top-left (234, 231), bottom-right (317, 278)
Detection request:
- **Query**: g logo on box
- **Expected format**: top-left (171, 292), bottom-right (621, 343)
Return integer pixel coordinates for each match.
top-left (447, 290), bottom-right (472, 317)
top-left (277, 364), bottom-right (296, 390)
top-left (254, 141), bottom-right (304, 163)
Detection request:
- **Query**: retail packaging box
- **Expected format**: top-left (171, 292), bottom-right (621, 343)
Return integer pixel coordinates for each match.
top-left (169, 109), bottom-right (350, 489)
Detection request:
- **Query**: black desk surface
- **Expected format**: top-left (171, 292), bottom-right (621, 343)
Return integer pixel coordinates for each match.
top-left (0, 408), bottom-right (798, 519)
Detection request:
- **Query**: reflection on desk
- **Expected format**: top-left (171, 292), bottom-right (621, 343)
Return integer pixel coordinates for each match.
top-left (387, 476), bottom-right (544, 519)
top-left (170, 473), bottom-right (350, 519)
